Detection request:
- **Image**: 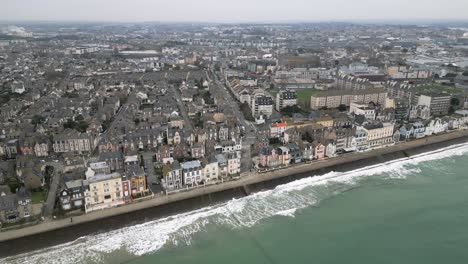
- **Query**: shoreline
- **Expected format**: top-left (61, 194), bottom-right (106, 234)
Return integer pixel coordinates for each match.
top-left (1, 129), bottom-right (468, 257)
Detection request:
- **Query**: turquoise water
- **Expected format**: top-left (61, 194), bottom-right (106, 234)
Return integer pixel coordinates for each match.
top-left (3, 143), bottom-right (468, 264)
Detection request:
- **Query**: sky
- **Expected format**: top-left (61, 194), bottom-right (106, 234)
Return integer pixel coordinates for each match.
top-left (2, 0), bottom-right (468, 23)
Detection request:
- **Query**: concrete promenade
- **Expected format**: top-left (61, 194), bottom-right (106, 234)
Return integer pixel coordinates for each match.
top-left (1, 129), bottom-right (468, 242)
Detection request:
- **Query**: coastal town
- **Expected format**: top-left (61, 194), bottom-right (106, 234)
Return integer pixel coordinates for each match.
top-left (1, 22), bottom-right (468, 231)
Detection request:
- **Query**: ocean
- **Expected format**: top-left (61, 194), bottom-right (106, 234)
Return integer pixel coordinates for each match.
top-left (2, 143), bottom-right (468, 264)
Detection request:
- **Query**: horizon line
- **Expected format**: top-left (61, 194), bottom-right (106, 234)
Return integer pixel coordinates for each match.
top-left (1, 18), bottom-right (468, 26)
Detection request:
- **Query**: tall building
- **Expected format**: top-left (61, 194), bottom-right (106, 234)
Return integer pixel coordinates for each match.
top-left (251, 94), bottom-right (274, 117)
top-left (276, 90), bottom-right (297, 111)
top-left (414, 93), bottom-right (451, 116)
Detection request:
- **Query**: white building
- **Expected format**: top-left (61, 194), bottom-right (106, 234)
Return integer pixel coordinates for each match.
top-left (251, 94), bottom-right (274, 118)
top-left (181, 160), bottom-right (203, 187)
top-left (276, 90), bottom-right (297, 111)
top-left (349, 102), bottom-right (376, 120)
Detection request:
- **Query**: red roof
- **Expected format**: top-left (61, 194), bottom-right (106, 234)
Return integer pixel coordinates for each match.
top-left (272, 122), bottom-right (287, 127)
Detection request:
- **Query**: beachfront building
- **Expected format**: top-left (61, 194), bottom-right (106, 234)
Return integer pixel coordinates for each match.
top-left (181, 160), bottom-right (203, 187)
top-left (313, 142), bottom-right (325, 160)
top-left (425, 118), bottom-right (448, 136)
top-left (201, 157), bottom-right (219, 184)
top-left (355, 128), bottom-right (369, 151)
top-left (277, 146), bottom-right (291, 166)
top-left (227, 152), bottom-right (241, 175)
top-left (259, 146), bottom-right (281, 168)
top-left (325, 141), bottom-right (337, 157)
top-left (124, 167), bottom-right (148, 198)
top-left (59, 179), bottom-right (86, 211)
top-left (162, 161), bottom-right (183, 191)
top-left (360, 122), bottom-right (395, 149)
top-left (84, 170), bottom-right (124, 213)
top-left (302, 143), bottom-right (315, 161)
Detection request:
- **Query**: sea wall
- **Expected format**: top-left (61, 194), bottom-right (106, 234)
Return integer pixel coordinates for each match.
top-left (0, 130), bottom-right (467, 257)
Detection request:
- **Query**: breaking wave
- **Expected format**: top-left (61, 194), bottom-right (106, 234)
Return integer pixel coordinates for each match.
top-left (3, 142), bottom-right (468, 264)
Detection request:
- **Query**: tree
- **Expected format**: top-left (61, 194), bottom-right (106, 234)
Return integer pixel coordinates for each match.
top-left (240, 103), bottom-right (254, 121)
top-left (6, 177), bottom-right (20, 193)
top-left (280, 105), bottom-right (303, 117)
top-left (338, 104), bottom-right (347, 112)
top-left (451, 98), bottom-right (460, 107)
top-left (269, 83), bottom-right (275, 89)
top-left (31, 115), bottom-right (46, 125)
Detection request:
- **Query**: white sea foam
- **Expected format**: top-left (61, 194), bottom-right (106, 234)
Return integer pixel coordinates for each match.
top-left (275, 208), bottom-right (298, 218)
top-left (3, 142), bottom-right (468, 264)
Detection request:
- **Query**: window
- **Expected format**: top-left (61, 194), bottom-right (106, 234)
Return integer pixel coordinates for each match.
top-left (104, 195), bottom-right (111, 199)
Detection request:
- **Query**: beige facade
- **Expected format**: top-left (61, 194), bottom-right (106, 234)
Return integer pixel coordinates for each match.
top-left (310, 89), bottom-right (387, 110)
top-left (84, 172), bottom-right (124, 213)
top-left (361, 123), bottom-right (395, 149)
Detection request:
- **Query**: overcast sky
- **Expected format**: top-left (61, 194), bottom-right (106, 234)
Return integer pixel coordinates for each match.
top-left (2, 0), bottom-right (468, 23)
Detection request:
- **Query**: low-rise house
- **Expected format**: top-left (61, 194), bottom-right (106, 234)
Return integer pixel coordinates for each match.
top-left (0, 187), bottom-right (32, 224)
top-left (302, 143), bottom-right (314, 161)
top-left (399, 124), bottom-right (414, 140)
top-left (162, 161), bottom-right (183, 191)
top-left (313, 142), bottom-right (325, 160)
top-left (413, 122), bottom-right (426, 139)
top-left (181, 160), bottom-right (203, 187)
top-left (124, 167), bottom-right (148, 197)
top-left (201, 156), bottom-right (219, 184)
top-left (287, 143), bottom-right (302, 164)
top-left (325, 141), bottom-right (337, 158)
top-left (425, 118), bottom-right (448, 136)
top-left (226, 152), bottom-right (241, 175)
top-left (216, 154), bottom-right (228, 178)
top-left (277, 146), bottom-right (291, 166)
top-left (191, 142), bottom-right (205, 159)
top-left (34, 141), bottom-right (49, 157)
top-left (259, 146), bottom-right (280, 168)
top-left (99, 151), bottom-right (124, 172)
top-left (89, 162), bottom-right (111, 175)
top-left (59, 179), bottom-right (86, 211)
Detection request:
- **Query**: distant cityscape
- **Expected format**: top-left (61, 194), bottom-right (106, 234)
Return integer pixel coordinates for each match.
top-left (1, 22), bottom-right (468, 229)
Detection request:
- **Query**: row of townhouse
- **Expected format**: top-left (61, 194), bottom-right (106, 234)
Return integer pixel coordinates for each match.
top-left (52, 129), bottom-right (96, 154)
top-left (399, 116), bottom-right (467, 140)
top-left (161, 151), bottom-right (241, 192)
top-left (261, 121), bottom-right (400, 169)
top-left (259, 140), bottom-right (343, 168)
top-left (59, 162), bottom-right (150, 213)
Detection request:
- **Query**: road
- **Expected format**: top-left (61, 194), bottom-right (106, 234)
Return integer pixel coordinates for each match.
top-left (207, 68), bottom-right (257, 172)
top-left (166, 79), bottom-right (194, 131)
top-left (42, 162), bottom-right (64, 218)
